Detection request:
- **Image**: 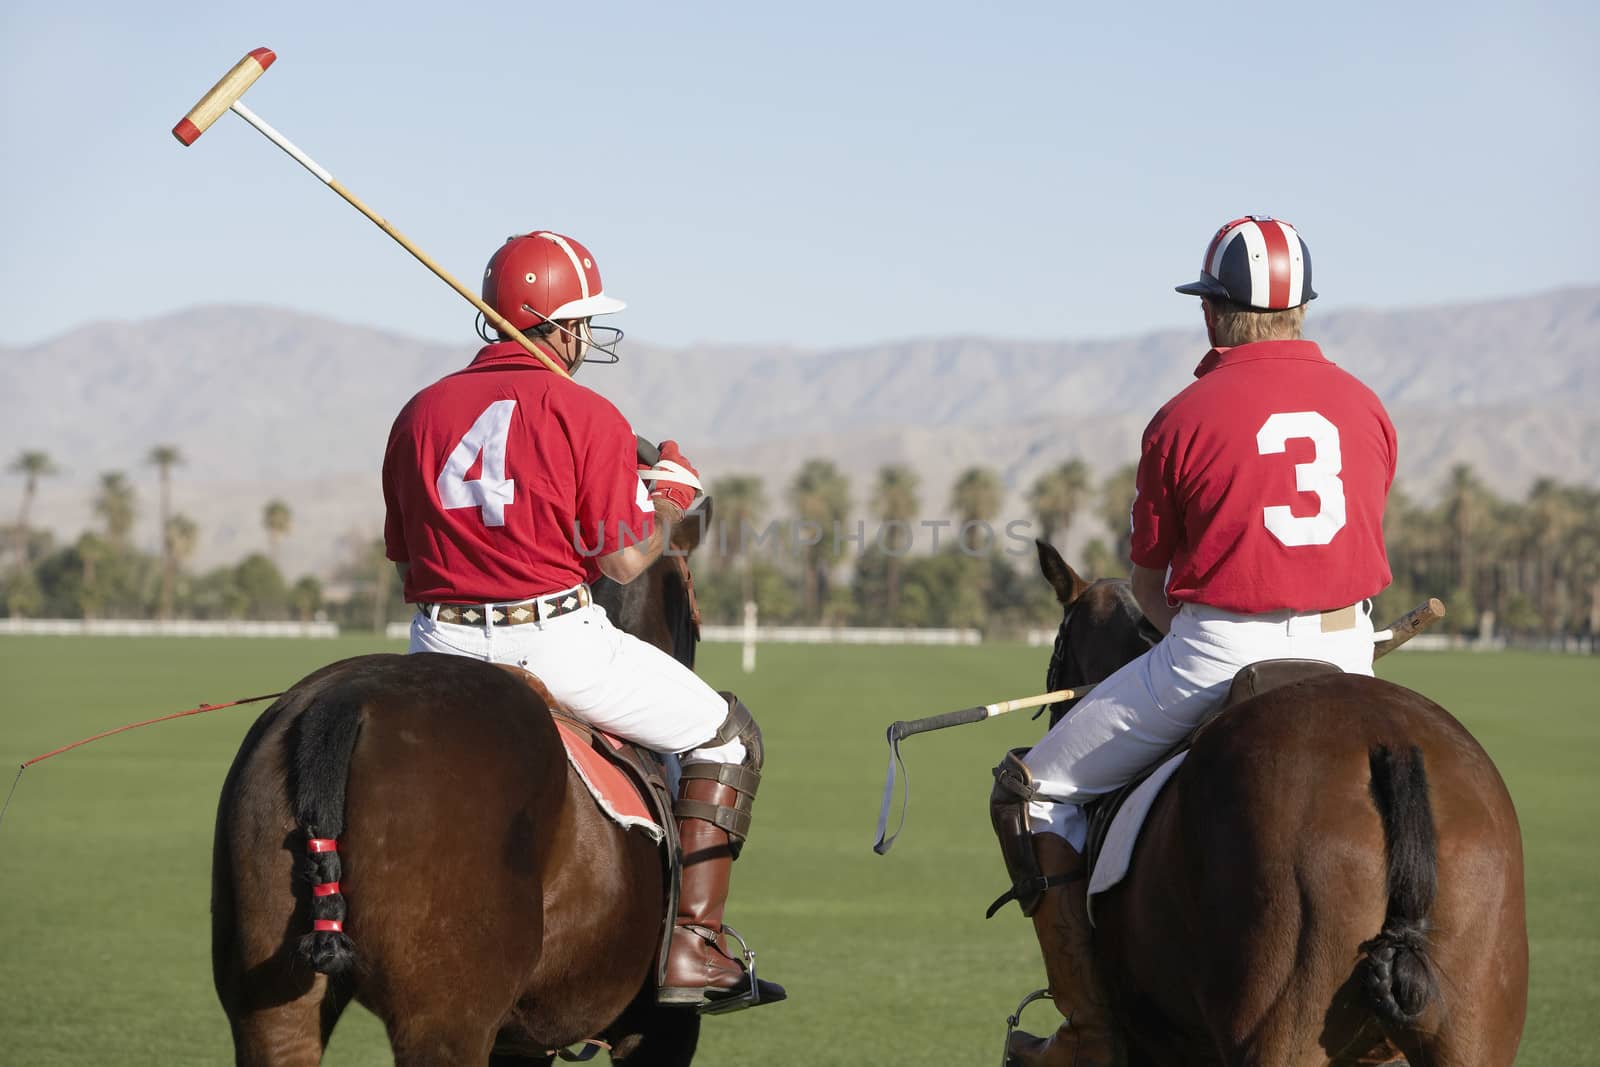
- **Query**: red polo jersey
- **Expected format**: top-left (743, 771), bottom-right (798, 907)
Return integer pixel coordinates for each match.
top-left (383, 342), bottom-right (654, 603)
top-left (1129, 340), bottom-right (1396, 613)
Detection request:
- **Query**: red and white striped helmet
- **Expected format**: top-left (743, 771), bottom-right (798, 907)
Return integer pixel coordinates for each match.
top-left (1175, 216), bottom-right (1317, 310)
top-left (482, 231), bottom-right (626, 331)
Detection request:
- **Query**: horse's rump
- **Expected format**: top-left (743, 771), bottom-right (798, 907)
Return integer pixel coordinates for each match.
top-left (1097, 672), bottom-right (1526, 1063)
top-left (213, 652), bottom-right (670, 1057)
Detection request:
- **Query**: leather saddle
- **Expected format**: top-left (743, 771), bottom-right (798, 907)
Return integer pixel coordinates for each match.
top-left (547, 711), bottom-right (684, 988)
top-left (1081, 658), bottom-right (1341, 880)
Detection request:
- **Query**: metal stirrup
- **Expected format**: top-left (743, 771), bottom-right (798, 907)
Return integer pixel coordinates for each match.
top-left (1000, 989), bottom-right (1056, 1067)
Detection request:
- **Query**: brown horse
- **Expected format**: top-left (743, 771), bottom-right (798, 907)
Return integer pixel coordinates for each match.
top-left (211, 508), bottom-right (715, 1066)
top-left (1026, 541), bottom-right (1528, 1066)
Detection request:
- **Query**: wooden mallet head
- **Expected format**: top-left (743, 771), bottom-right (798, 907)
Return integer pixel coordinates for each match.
top-left (172, 47), bottom-right (276, 146)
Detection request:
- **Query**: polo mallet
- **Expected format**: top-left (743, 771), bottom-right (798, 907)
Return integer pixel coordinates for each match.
top-left (171, 48), bottom-right (664, 468)
top-left (870, 597), bottom-right (1446, 854)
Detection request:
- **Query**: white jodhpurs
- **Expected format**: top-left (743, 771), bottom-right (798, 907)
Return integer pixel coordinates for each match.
top-left (1021, 601), bottom-right (1376, 849)
top-left (408, 602), bottom-right (745, 766)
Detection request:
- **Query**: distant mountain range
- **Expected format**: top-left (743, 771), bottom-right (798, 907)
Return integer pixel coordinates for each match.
top-left (4, 287), bottom-right (1597, 578)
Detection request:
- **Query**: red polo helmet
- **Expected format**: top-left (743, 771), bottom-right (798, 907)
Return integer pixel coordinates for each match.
top-left (1175, 216), bottom-right (1317, 310)
top-left (481, 231), bottom-right (626, 331)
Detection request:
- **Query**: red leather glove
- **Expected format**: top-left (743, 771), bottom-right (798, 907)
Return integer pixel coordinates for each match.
top-left (646, 439), bottom-right (701, 512)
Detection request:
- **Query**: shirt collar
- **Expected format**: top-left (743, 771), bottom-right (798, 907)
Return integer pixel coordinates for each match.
top-left (468, 340), bottom-right (563, 371)
top-left (1192, 339), bottom-right (1329, 379)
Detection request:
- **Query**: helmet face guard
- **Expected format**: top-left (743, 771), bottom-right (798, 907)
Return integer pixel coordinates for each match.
top-left (1175, 216), bottom-right (1317, 310)
top-left (473, 312), bottom-right (625, 365)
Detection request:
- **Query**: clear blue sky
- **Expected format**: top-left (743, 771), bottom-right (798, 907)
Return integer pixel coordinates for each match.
top-left (1, 1), bottom-right (1594, 349)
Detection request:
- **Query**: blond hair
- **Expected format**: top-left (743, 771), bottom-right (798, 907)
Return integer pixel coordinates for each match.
top-left (1205, 300), bottom-right (1306, 346)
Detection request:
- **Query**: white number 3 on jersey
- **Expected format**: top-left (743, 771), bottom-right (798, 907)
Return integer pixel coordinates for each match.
top-left (436, 400), bottom-right (517, 526)
top-left (1255, 411), bottom-right (1346, 547)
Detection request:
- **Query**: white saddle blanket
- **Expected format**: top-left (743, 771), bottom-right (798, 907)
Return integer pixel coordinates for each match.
top-left (1086, 751), bottom-right (1187, 921)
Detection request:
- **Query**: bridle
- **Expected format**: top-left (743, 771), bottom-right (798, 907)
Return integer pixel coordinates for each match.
top-left (1043, 597), bottom-right (1088, 720)
top-left (1043, 580), bottom-right (1161, 721)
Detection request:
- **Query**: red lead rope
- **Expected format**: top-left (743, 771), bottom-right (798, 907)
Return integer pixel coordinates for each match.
top-left (0, 692), bottom-right (283, 834)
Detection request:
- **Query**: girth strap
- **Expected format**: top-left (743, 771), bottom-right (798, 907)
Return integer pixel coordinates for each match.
top-left (984, 866), bottom-right (1085, 920)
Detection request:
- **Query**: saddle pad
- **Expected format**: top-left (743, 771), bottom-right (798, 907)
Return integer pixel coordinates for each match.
top-left (1087, 751), bottom-right (1187, 905)
top-left (553, 720), bottom-right (665, 842)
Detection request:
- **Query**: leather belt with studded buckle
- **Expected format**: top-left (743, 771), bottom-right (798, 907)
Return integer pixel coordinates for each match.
top-left (422, 584), bottom-right (592, 627)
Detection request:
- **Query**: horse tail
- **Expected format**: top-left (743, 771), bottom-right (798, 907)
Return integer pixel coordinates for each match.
top-left (1360, 744), bottom-right (1440, 1030)
top-left (290, 690), bottom-right (365, 975)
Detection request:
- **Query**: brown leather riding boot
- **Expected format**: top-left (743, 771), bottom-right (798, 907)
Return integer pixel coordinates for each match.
top-left (1007, 834), bottom-right (1123, 1067)
top-left (661, 779), bottom-right (748, 1000)
top-left (659, 769), bottom-right (784, 1010)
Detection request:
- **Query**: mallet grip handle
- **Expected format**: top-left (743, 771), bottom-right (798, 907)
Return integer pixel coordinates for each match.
top-left (889, 706), bottom-right (989, 742)
top-left (173, 48), bottom-right (276, 145)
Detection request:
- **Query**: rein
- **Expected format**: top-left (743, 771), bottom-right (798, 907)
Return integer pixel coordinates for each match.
top-left (0, 692), bottom-right (282, 835)
top-left (669, 553), bottom-right (702, 637)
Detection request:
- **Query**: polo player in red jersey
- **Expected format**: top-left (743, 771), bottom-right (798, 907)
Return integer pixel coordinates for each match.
top-left (382, 230), bottom-right (783, 1012)
top-left (990, 217), bottom-right (1398, 1066)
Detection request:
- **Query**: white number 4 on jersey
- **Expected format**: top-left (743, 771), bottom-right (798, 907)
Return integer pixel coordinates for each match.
top-left (436, 400), bottom-right (516, 526)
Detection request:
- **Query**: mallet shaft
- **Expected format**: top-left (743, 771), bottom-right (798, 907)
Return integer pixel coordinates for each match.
top-left (225, 102), bottom-right (570, 381)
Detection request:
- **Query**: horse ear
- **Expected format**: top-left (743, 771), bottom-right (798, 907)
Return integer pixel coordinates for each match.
top-left (1036, 539), bottom-right (1090, 605)
top-left (670, 496), bottom-right (713, 555)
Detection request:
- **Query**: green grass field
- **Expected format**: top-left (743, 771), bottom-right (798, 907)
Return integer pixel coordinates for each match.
top-left (0, 637), bottom-right (1594, 1065)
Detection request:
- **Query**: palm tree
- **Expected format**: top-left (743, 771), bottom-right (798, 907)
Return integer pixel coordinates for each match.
top-left (148, 445), bottom-right (184, 619)
top-left (166, 514), bottom-right (200, 618)
top-left (1523, 478), bottom-right (1583, 634)
top-left (94, 472), bottom-right (137, 549)
top-left (10, 450), bottom-right (58, 570)
top-left (76, 532), bottom-right (106, 620)
top-left (1097, 463), bottom-right (1139, 573)
top-left (708, 475), bottom-right (766, 610)
top-left (1027, 459), bottom-right (1092, 549)
top-left (950, 466), bottom-right (1004, 554)
top-left (167, 514), bottom-right (200, 568)
top-left (1442, 464), bottom-right (1490, 613)
top-left (871, 464), bottom-right (920, 620)
top-left (263, 499), bottom-right (293, 565)
top-left (369, 537), bottom-right (393, 634)
top-left (787, 460), bottom-right (851, 621)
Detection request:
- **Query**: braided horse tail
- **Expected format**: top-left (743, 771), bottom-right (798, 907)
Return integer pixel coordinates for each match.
top-left (290, 692), bottom-right (365, 974)
top-left (1359, 744), bottom-right (1440, 1030)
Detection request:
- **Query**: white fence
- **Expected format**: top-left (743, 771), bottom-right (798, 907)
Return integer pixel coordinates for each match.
top-left (699, 625), bottom-right (981, 646)
top-left (0, 618), bottom-right (340, 638)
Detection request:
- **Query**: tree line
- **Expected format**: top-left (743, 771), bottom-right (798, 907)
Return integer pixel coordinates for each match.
top-left (695, 459), bottom-right (1600, 638)
top-left (4, 447), bottom-right (324, 624)
top-left (6, 449), bottom-right (1598, 639)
